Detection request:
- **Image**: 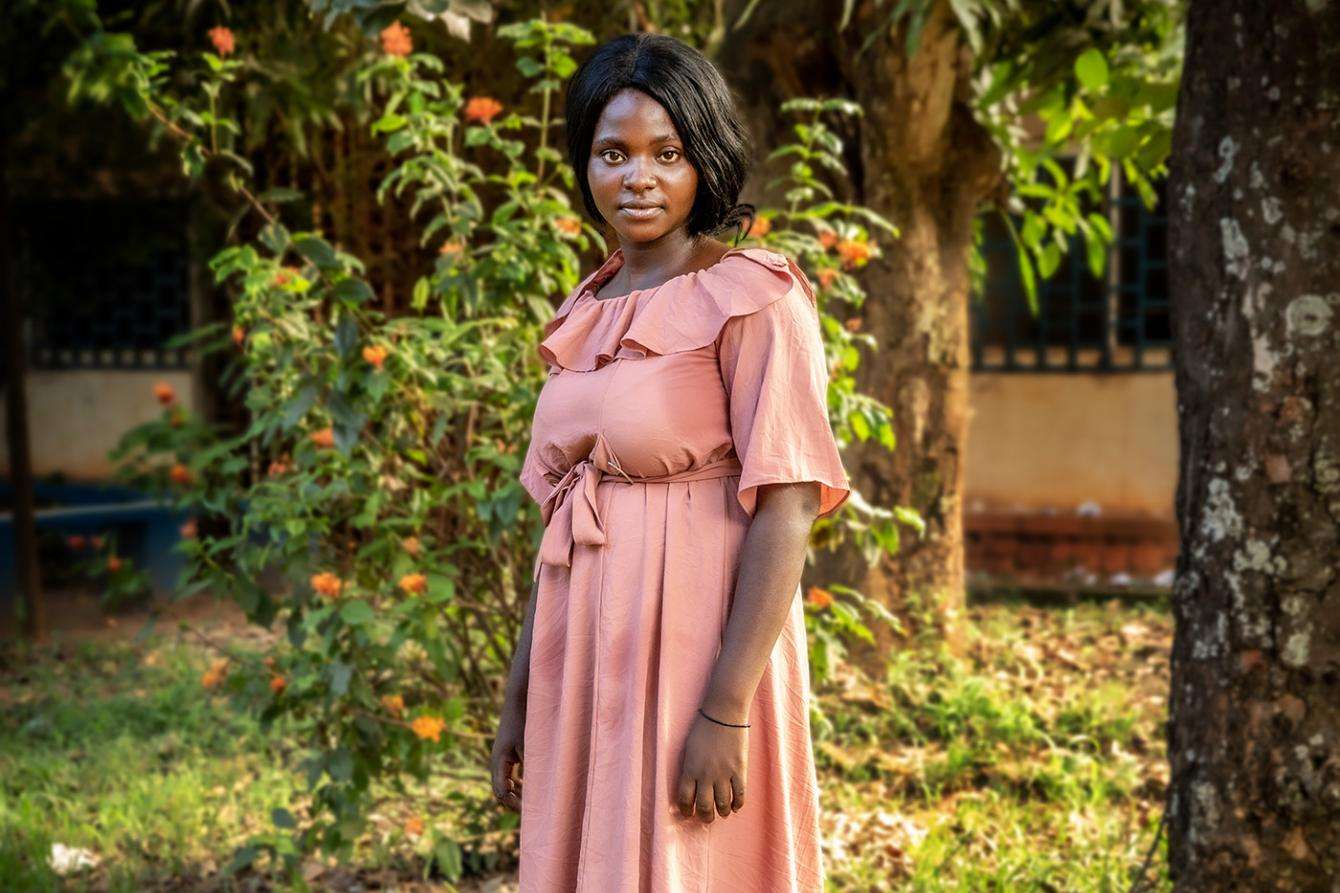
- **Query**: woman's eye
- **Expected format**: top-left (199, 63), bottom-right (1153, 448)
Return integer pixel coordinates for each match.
top-left (660, 149), bottom-right (681, 162)
top-left (601, 150), bottom-right (623, 163)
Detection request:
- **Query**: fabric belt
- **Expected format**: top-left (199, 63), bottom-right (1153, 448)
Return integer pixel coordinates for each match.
top-left (534, 431), bottom-right (742, 581)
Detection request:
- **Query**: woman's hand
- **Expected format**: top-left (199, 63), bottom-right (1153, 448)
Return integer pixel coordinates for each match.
top-left (674, 710), bottom-right (748, 822)
top-left (490, 700), bottom-right (526, 812)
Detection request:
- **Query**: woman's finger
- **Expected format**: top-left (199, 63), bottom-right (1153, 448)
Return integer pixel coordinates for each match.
top-left (695, 780), bottom-right (716, 823)
top-left (493, 748), bottom-right (521, 811)
top-left (676, 775), bottom-right (697, 817)
top-left (501, 772), bottom-right (522, 811)
top-left (714, 780), bottom-right (732, 818)
top-left (730, 772), bottom-right (745, 812)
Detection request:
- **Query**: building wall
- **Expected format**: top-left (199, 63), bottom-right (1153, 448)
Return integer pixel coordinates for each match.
top-left (6, 369), bottom-right (1179, 524)
top-left (0, 370), bottom-right (196, 479)
top-left (965, 371), bottom-right (1178, 520)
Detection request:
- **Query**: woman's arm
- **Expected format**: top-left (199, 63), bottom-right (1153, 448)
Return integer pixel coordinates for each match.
top-left (491, 575), bottom-right (540, 812)
top-left (674, 480), bottom-right (820, 821)
top-left (502, 576), bottom-right (540, 715)
top-left (699, 480), bottom-right (821, 724)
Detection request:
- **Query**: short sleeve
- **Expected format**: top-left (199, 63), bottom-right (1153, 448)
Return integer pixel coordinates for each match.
top-left (518, 431), bottom-right (553, 507)
top-left (717, 284), bottom-right (851, 520)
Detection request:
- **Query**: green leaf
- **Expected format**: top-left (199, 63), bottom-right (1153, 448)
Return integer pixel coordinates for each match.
top-left (334, 316), bottom-right (359, 358)
top-left (1075, 49), bottom-right (1109, 92)
top-left (328, 662), bottom-right (352, 696)
top-left (281, 385), bottom-right (318, 430)
top-left (294, 235), bottom-right (338, 269)
top-left (1038, 242), bottom-right (1062, 279)
top-left (894, 505), bottom-right (926, 537)
top-left (340, 600), bottom-right (375, 626)
top-left (433, 838), bottom-right (464, 880)
top-left (260, 222), bottom-right (290, 256)
top-left (271, 807), bottom-right (297, 829)
top-left (372, 113), bottom-right (407, 134)
top-left (877, 420), bottom-right (896, 451)
top-left (327, 747), bottom-right (353, 781)
top-left (331, 277), bottom-right (375, 305)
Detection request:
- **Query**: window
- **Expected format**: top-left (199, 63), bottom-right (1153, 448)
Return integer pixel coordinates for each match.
top-left (971, 169), bottom-right (1171, 373)
top-left (15, 198), bottom-right (192, 370)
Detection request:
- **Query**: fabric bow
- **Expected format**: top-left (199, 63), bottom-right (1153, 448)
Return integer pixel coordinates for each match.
top-left (535, 432), bottom-right (632, 580)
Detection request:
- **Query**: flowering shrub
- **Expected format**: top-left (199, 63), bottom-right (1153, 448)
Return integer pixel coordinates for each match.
top-left (55, 531), bottom-right (151, 610)
top-left (75, 10), bottom-right (919, 876)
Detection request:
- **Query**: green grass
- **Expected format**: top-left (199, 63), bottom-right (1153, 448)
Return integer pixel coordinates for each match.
top-left (0, 638), bottom-right (305, 890)
top-left (0, 598), bottom-right (1172, 891)
top-left (811, 597), bottom-right (1172, 891)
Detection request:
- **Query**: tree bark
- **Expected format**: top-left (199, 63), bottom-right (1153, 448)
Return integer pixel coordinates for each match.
top-left (719, 0), bottom-right (1003, 659)
top-left (1167, 1), bottom-right (1340, 887)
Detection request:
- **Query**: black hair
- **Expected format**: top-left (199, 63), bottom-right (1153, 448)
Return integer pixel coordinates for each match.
top-left (563, 32), bottom-right (756, 242)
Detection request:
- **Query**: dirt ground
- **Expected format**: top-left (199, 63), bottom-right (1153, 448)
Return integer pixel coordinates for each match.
top-left (2, 588), bottom-right (258, 646)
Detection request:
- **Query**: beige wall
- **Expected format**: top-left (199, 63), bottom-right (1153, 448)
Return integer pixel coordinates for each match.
top-left (7, 369), bottom-right (1177, 520)
top-left (966, 371), bottom-right (1178, 520)
top-left (0, 370), bottom-right (196, 480)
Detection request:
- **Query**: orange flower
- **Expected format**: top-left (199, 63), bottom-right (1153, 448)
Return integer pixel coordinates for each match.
top-left (201, 658), bottom-right (229, 689)
top-left (273, 268), bottom-right (294, 287)
top-left (154, 382), bottom-right (176, 405)
top-left (747, 216), bottom-right (772, 238)
top-left (411, 715), bottom-right (446, 742)
top-left (554, 216), bottom-right (582, 236)
top-left (263, 656), bottom-right (276, 668)
top-left (208, 26), bottom-right (235, 57)
top-left (836, 238), bottom-right (871, 270)
top-left (463, 96), bottom-right (504, 125)
top-left (398, 572), bottom-right (428, 596)
top-left (362, 345), bottom-right (389, 370)
top-left (817, 268), bottom-right (839, 289)
top-left (232, 325), bottom-right (246, 347)
top-left (310, 427), bottom-right (336, 449)
top-left (843, 316), bottom-right (863, 333)
top-left (401, 536), bottom-right (421, 557)
top-left (380, 20), bottom-right (413, 57)
top-left (439, 239), bottom-right (465, 257)
top-left (310, 571), bottom-right (344, 599)
top-left (267, 455), bottom-right (291, 477)
top-left (180, 519), bottom-right (198, 539)
top-left (403, 815), bottom-right (425, 838)
top-left (381, 693), bottom-right (405, 715)
top-left (805, 586), bottom-right (834, 609)
top-left (107, 555), bottom-right (123, 572)
top-left (269, 674), bottom-right (287, 694)
top-left (818, 230), bottom-right (838, 249)
top-left (67, 535), bottom-right (86, 551)
top-left (169, 463), bottom-right (193, 486)
top-left (91, 535), bottom-right (105, 550)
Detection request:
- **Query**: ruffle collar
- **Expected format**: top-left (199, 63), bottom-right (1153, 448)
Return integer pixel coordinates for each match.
top-left (537, 245), bottom-right (814, 372)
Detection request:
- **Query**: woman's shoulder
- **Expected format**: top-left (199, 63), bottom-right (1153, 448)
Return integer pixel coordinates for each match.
top-left (702, 245), bottom-right (816, 311)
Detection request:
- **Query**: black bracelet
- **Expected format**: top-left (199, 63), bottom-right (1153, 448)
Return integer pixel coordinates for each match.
top-left (699, 706), bottom-right (750, 728)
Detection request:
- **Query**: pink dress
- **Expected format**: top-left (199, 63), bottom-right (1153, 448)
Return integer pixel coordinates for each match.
top-left (517, 244), bottom-right (851, 892)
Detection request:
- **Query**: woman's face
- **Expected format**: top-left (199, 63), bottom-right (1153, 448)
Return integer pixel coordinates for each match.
top-left (587, 88), bottom-right (699, 246)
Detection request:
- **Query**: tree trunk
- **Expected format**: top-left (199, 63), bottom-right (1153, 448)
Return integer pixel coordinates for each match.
top-left (1167, 1), bottom-right (1340, 887)
top-left (0, 131), bottom-right (45, 640)
top-left (719, 0), bottom-right (1002, 659)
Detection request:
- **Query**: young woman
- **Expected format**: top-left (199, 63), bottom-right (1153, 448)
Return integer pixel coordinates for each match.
top-left (490, 31), bottom-right (850, 892)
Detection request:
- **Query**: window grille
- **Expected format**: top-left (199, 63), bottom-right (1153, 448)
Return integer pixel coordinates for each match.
top-left (971, 172), bottom-right (1170, 373)
top-left (14, 198), bottom-right (192, 370)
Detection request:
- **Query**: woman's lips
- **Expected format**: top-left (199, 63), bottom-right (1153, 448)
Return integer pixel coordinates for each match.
top-left (620, 206), bottom-right (663, 220)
